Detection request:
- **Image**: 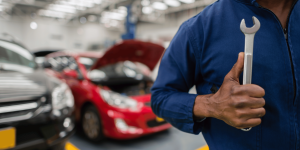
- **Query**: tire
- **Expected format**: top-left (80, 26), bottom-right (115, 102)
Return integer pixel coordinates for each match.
top-left (81, 105), bottom-right (104, 142)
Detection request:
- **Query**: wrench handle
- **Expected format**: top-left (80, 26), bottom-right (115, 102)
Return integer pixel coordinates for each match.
top-left (243, 53), bottom-right (253, 85)
top-left (241, 34), bottom-right (255, 132)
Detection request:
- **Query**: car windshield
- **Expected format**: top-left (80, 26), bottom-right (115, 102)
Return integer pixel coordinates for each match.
top-left (0, 40), bottom-right (36, 69)
top-left (79, 57), bottom-right (97, 70)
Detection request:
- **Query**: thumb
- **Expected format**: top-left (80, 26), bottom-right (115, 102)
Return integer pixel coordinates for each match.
top-left (226, 52), bottom-right (244, 82)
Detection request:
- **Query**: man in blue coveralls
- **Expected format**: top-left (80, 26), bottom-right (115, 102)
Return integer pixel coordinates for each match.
top-left (151, 0), bottom-right (300, 149)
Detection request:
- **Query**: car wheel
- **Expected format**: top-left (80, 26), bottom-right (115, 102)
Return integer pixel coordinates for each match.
top-left (81, 105), bottom-right (104, 142)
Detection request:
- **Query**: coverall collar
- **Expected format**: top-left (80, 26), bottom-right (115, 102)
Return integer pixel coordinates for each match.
top-left (234, 0), bottom-right (257, 5)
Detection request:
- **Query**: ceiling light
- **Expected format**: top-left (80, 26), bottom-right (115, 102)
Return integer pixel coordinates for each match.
top-left (141, 0), bottom-right (150, 6)
top-left (80, 17), bottom-right (87, 24)
top-left (59, 0), bottom-right (94, 8)
top-left (117, 6), bottom-right (127, 15)
top-left (142, 6), bottom-right (153, 14)
top-left (179, 0), bottom-right (195, 3)
top-left (30, 22), bottom-right (38, 30)
top-left (48, 4), bottom-right (76, 13)
top-left (102, 11), bottom-right (126, 20)
top-left (38, 9), bottom-right (67, 19)
top-left (93, 0), bottom-right (102, 4)
top-left (152, 2), bottom-right (167, 10)
top-left (164, 0), bottom-right (181, 7)
top-left (110, 20), bottom-right (119, 27)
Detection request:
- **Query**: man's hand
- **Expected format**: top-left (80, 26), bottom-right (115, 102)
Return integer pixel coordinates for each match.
top-left (193, 52), bottom-right (266, 129)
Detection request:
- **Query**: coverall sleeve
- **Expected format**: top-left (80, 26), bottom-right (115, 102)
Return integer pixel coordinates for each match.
top-left (151, 21), bottom-right (203, 134)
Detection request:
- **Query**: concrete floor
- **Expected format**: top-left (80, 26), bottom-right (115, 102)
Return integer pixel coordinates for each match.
top-left (69, 127), bottom-right (207, 150)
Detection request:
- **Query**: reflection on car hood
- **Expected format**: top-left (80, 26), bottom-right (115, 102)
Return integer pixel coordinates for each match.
top-left (90, 40), bottom-right (165, 71)
top-left (0, 72), bottom-right (47, 102)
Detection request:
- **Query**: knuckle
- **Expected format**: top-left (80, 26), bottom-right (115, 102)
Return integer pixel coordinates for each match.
top-left (236, 110), bottom-right (245, 118)
top-left (232, 98), bottom-right (248, 108)
top-left (231, 99), bottom-right (240, 107)
top-left (233, 120), bottom-right (243, 127)
top-left (231, 86), bottom-right (240, 95)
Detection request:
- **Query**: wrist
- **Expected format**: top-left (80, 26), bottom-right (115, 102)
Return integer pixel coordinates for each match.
top-left (193, 94), bottom-right (214, 119)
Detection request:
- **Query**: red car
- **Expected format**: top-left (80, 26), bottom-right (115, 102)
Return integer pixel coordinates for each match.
top-left (44, 40), bottom-right (171, 141)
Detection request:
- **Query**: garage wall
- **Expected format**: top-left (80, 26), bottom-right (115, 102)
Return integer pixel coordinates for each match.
top-left (136, 9), bottom-right (203, 46)
top-left (0, 16), bottom-right (122, 51)
top-left (0, 9), bottom-right (201, 51)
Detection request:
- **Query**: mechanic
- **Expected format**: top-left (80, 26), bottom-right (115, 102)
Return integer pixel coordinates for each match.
top-left (151, 0), bottom-right (300, 149)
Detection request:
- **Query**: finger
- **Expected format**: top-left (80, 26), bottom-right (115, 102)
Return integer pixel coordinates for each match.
top-left (248, 98), bottom-right (265, 108)
top-left (245, 107), bottom-right (266, 119)
top-left (238, 84), bottom-right (265, 97)
top-left (225, 52), bottom-right (244, 83)
top-left (236, 118), bottom-right (262, 129)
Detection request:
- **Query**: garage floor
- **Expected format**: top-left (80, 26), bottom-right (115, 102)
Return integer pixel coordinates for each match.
top-left (68, 127), bottom-right (207, 150)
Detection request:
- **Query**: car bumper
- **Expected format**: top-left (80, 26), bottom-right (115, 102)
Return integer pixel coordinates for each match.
top-left (101, 109), bottom-right (172, 140)
top-left (4, 114), bottom-right (75, 150)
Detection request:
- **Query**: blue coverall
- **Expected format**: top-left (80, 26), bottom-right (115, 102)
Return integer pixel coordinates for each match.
top-left (151, 0), bottom-right (300, 149)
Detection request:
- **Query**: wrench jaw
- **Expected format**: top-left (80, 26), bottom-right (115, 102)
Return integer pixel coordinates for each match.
top-left (240, 16), bottom-right (261, 34)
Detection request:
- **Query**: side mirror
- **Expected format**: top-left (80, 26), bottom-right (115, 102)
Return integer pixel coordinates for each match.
top-left (88, 70), bottom-right (106, 83)
top-left (43, 61), bottom-right (52, 68)
top-left (63, 69), bottom-right (78, 79)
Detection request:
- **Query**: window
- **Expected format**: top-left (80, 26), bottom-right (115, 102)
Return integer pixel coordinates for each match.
top-left (0, 41), bottom-right (36, 69)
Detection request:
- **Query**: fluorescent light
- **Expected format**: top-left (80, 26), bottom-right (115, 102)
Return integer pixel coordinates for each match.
top-left (141, 0), bottom-right (150, 6)
top-left (93, 0), bottom-right (102, 4)
top-left (179, 0), bottom-right (195, 3)
top-left (142, 6), bottom-right (153, 14)
top-left (117, 6), bottom-right (127, 15)
top-left (164, 0), bottom-right (181, 7)
top-left (110, 20), bottom-right (119, 27)
top-left (152, 2), bottom-right (167, 10)
top-left (48, 4), bottom-right (76, 13)
top-left (59, 0), bottom-right (94, 8)
top-left (102, 11), bottom-right (126, 20)
top-left (38, 9), bottom-right (68, 18)
top-left (30, 22), bottom-right (38, 30)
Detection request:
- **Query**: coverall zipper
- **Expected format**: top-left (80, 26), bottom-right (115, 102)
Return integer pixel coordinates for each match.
top-left (257, 0), bottom-right (298, 103)
top-left (256, 1), bottom-right (298, 149)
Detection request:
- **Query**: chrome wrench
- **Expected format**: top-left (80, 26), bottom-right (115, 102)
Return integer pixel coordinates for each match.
top-left (240, 16), bottom-right (260, 131)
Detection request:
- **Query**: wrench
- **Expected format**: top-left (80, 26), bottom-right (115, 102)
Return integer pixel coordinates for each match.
top-left (240, 16), bottom-right (261, 131)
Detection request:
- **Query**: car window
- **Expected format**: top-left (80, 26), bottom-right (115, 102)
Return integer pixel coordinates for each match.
top-left (0, 40), bottom-right (36, 69)
top-left (48, 56), bottom-right (83, 78)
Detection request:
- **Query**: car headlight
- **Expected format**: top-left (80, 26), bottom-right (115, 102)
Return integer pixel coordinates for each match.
top-left (52, 83), bottom-right (74, 110)
top-left (99, 89), bottom-right (137, 109)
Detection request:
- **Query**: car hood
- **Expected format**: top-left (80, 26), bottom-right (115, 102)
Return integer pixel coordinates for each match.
top-left (90, 40), bottom-right (165, 71)
top-left (0, 69), bottom-right (53, 102)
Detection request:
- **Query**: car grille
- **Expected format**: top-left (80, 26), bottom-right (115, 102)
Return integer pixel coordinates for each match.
top-left (0, 99), bottom-right (42, 123)
top-left (0, 73), bottom-right (48, 124)
top-left (146, 119), bottom-right (168, 128)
